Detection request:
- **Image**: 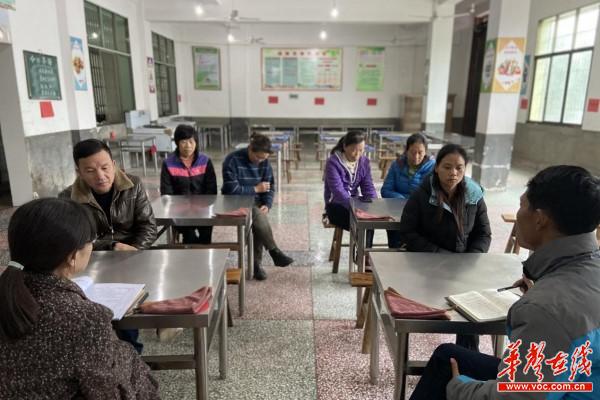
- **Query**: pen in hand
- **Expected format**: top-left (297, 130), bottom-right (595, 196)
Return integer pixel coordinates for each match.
top-left (497, 285), bottom-right (519, 292)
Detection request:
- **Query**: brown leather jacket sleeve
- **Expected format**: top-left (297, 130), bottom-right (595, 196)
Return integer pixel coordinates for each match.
top-left (130, 180), bottom-right (157, 249)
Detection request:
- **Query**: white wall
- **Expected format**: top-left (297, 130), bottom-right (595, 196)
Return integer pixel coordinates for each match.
top-left (158, 22), bottom-right (429, 118)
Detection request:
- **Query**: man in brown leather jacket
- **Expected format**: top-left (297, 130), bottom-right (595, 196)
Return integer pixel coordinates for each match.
top-left (59, 139), bottom-right (157, 251)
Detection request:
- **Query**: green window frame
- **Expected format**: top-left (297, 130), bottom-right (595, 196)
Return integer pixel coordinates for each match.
top-left (152, 32), bottom-right (178, 117)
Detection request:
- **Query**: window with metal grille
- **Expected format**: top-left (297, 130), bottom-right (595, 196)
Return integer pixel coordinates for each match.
top-left (152, 32), bottom-right (178, 117)
top-left (529, 4), bottom-right (599, 125)
top-left (84, 1), bottom-right (135, 124)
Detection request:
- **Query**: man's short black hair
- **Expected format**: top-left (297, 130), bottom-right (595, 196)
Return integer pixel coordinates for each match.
top-left (526, 165), bottom-right (600, 235)
top-left (248, 133), bottom-right (273, 154)
top-left (73, 139), bottom-right (113, 166)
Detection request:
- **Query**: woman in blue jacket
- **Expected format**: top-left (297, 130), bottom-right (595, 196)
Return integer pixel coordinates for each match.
top-left (381, 133), bottom-right (435, 248)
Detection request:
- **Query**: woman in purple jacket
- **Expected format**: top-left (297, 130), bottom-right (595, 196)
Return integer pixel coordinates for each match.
top-left (324, 131), bottom-right (378, 249)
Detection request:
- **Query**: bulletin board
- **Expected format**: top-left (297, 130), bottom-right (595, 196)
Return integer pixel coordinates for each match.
top-left (262, 48), bottom-right (342, 91)
top-left (23, 51), bottom-right (62, 100)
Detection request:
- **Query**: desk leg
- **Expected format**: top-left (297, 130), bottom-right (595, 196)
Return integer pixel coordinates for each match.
top-left (493, 335), bottom-right (505, 357)
top-left (369, 288), bottom-right (379, 384)
top-left (220, 292), bottom-right (228, 379)
top-left (152, 139), bottom-right (158, 173)
top-left (220, 127), bottom-right (225, 154)
top-left (348, 217), bottom-right (355, 274)
top-left (247, 222), bottom-right (254, 281)
top-left (277, 150), bottom-right (282, 191)
top-left (141, 143), bottom-right (147, 177)
top-left (193, 327), bottom-right (208, 400)
top-left (119, 146), bottom-right (126, 171)
top-left (356, 227), bottom-right (365, 319)
top-left (394, 332), bottom-right (409, 400)
top-left (237, 225), bottom-right (246, 316)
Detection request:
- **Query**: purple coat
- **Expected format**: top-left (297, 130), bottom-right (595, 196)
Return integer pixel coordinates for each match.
top-left (324, 152), bottom-right (377, 208)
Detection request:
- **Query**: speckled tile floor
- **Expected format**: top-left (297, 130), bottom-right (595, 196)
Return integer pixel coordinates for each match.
top-left (0, 137), bottom-right (537, 399)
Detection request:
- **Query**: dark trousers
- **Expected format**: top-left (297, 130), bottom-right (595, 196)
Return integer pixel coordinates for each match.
top-left (326, 202), bottom-right (374, 248)
top-left (387, 229), bottom-right (402, 248)
top-left (410, 343), bottom-right (500, 400)
top-left (252, 206), bottom-right (278, 268)
top-left (177, 226), bottom-right (213, 244)
top-left (116, 329), bottom-right (143, 354)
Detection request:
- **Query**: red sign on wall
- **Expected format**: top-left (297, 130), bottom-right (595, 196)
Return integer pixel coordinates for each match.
top-left (367, 98), bottom-right (377, 106)
top-left (587, 98), bottom-right (600, 112)
top-left (314, 97), bottom-right (325, 105)
top-left (40, 101), bottom-right (54, 118)
top-left (268, 96), bottom-right (279, 104)
top-left (520, 98), bottom-right (529, 110)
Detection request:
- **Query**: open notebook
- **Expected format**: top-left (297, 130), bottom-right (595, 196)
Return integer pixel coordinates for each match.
top-left (72, 276), bottom-right (147, 320)
top-left (447, 289), bottom-right (521, 323)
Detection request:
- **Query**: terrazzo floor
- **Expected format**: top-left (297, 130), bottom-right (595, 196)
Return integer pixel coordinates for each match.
top-left (0, 136), bottom-right (537, 399)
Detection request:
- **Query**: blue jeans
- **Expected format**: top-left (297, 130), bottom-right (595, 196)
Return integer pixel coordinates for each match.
top-left (410, 343), bottom-right (500, 400)
top-left (117, 329), bottom-right (143, 354)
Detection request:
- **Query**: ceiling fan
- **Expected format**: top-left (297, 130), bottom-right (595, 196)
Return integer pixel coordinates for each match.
top-left (409, 2), bottom-right (476, 22)
top-left (198, 8), bottom-right (261, 25)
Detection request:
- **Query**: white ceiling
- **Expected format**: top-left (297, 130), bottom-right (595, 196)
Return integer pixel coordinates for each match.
top-left (141, 0), bottom-right (483, 25)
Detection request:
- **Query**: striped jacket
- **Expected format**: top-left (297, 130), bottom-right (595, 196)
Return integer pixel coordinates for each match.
top-left (160, 152), bottom-right (217, 196)
top-left (221, 148), bottom-right (274, 208)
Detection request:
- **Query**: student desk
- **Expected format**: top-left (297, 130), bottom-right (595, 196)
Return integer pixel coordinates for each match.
top-left (106, 135), bottom-right (159, 176)
top-left (368, 252), bottom-right (523, 400)
top-left (349, 198), bottom-right (406, 317)
top-left (87, 249), bottom-right (229, 400)
top-left (150, 195), bottom-right (255, 313)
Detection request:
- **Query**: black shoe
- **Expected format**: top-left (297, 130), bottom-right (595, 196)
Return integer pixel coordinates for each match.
top-left (254, 266), bottom-right (267, 281)
top-left (269, 248), bottom-right (294, 267)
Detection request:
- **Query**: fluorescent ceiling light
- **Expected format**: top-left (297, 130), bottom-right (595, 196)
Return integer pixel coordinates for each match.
top-left (195, 5), bottom-right (204, 15)
top-left (319, 30), bottom-right (327, 40)
top-left (227, 32), bottom-right (235, 43)
top-left (330, 7), bottom-right (339, 18)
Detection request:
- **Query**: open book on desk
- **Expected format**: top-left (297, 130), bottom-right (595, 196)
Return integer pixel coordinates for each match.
top-left (72, 276), bottom-right (147, 320)
top-left (447, 289), bottom-right (521, 323)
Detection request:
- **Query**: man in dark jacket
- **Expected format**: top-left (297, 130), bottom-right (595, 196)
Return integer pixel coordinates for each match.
top-left (59, 139), bottom-right (157, 251)
top-left (59, 139), bottom-right (157, 353)
top-left (411, 165), bottom-right (600, 400)
top-left (221, 134), bottom-right (293, 281)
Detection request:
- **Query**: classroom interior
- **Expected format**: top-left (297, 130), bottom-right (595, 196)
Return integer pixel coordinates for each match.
top-left (1, 0), bottom-right (600, 399)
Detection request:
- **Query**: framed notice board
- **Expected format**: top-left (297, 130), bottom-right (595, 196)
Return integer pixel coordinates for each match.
top-left (23, 51), bottom-right (62, 100)
top-left (262, 48), bottom-right (342, 91)
top-left (192, 47), bottom-right (221, 90)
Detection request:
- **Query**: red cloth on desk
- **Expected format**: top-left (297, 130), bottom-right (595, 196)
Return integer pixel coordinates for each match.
top-left (384, 287), bottom-right (450, 320)
top-left (355, 208), bottom-right (393, 221)
top-left (215, 207), bottom-right (249, 217)
top-left (138, 286), bottom-right (212, 314)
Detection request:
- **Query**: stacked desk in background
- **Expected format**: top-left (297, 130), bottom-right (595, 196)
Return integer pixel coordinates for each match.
top-left (150, 195), bottom-right (255, 315)
top-left (87, 249), bottom-right (229, 400)
top-left (369, 252), bottom-right (523, 400)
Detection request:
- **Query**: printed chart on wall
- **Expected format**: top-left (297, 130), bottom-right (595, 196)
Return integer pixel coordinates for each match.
top-left (0, 0), bottom-right (15, 10)
top-left (356, 47), bottom-right (384, 91)
top-left (192, 47), bottom-right (221, 90)
top-left (480, 39), bottom-right (496, 93)
top-left (493, 38), bottom-right (525, 93)
top-left (262, 48), bottom-right (342, 91)
top-left (70, 36), bottom-right (87, 91)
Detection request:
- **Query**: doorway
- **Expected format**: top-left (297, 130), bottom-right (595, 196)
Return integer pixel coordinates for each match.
top-left (462, 18), bottom-right (488, 137)
top-left (0, 124), bottom-right (12, 209)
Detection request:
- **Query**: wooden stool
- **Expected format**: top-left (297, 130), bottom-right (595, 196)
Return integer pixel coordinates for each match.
top-left (292, 143), bottom-right (303, 169)
top-left (323, 214), bottom-right (344, 273)
top-left (379, 154), bottom-right (396, 179)
top-left (350, 272), bottom-right (373, 328)
top-left (225, 269), bottom-right (241, 327)
top-left (502, 213), bottom-right (520, 254)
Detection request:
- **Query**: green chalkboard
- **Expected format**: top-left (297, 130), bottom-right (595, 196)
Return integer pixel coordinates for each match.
top-left (23, 51), bottom-right (62, 100)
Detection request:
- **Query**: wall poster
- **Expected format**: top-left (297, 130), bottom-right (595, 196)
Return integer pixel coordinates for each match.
top-left (0, 0), bottom-right (15, 10)
top-left (356, 47), bottom-right (384, 91)
top-left (262, 48), bottom-right (342, 91)
top-left (493, 38), bottom-right (525, 93)
top-left (192, 47), bottom-right (221, 90)
top-left (70, 36), bottom-right (87, 91)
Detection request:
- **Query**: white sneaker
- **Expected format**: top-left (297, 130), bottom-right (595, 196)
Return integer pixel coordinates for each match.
top-left (157, 328), bottom-right (184, 342)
